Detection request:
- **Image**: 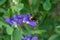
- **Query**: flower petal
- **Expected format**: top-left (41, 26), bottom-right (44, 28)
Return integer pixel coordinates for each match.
top-left (11, 14), bottom-right (18, 21)
top-left (10, 20), bottom-right (15, 25)
top-left (23, 13), bottom-right (31, 23)
top-left (5, 17), bottom-right (15, 25)
top-left (23, 17), bottom-right (29, 23)
top-left (21, 38), bottom-right (27, 40)
top-left (12, 14), bottom-right (17, 19)
top-left (17, 19), bottom-right (23, 25)
top-left (28, 21), bottom-right (37, 27)
top-left (17, 14), bottom-right (24, 19)
top-left (5, 17), bottom-right (11, 23)
top-left (25, 13), bottom-right (31, 19)
top-left (25, 34), bottom-right (32, 38)
top-left (31, 36), bottom-right (38, 40)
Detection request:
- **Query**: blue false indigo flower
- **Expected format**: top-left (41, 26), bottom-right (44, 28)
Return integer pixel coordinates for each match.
top-left (21, 34), bottom-right (38, 40)
top-left (5, 17), bottom-right (11, 24)
top-left (23, 13), bottom-right (37, 27)
top-left (5, 13), bottom-right (37, 27)
top-left (31, 36), bottom-right (38, 40)
top-left (10, 14), bottom-right (23, 25)
top-left (28, 21), bottom-right (37, 27)
top-left (17, 14), bottom-right (24, 19)
top-left (11, 14), bottom-right (18, 21)
top-left (25, 13), bottom-right (31, 20)
top-left (5, 17), bottom-right (16, 26)
top-left (12, 15), bottom-right (22, 25)
top-left (25, 34), bottom-right (32, 38)
top-left (17, 19), bottom-right (23, 25)
top-left (23, 13), bottom-right (30, 23)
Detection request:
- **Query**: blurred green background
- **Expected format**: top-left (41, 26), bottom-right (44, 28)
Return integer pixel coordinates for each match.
top-left (0, 0), bottom-right (60, 40)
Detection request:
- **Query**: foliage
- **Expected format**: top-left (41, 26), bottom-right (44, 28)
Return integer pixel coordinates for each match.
top-left (0, 0), bottom-right (60, 40)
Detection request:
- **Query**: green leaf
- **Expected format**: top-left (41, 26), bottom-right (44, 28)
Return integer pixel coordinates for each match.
top-left (21, 0), bottom-right (30, 13)
top-left (3, 35), bottom-right (11, 40)
top-left (13, 25), bottom-right (22, 40)
top-left (55, 25), bottom-right (60, 35)
top-left (55, 15), bottom-right (60, 22)
top-left (48, 34), bottom-right (60, 40)
top-left (3, 8), bottom-right (12, 17)
top-left (0, 37), bottom-right (2, 40)
top-left (0, 20), bottom-right (3, 28)
top-left (40, 30), bottom-right (49, 38)
top-left (0, 0), bottom-right (6, 5)
top-left (30, 30), bottom-right (46, 34)
top-left (0, 19), bottom-right (10, 28)
top-left (13, 3), bottom-right (24, 12)
top-left (0, 19), bottom-right (14, 35)
top-left (17, 3), bottom-right (24, 11)
top-left (0, 8), bottom-right (6, 13)
top-left (0, 33), bottom-right (3, 40)
top-left (43, 2), bottom-right (51, 11)
top-left (0, 25), bottom-right (2, 28)
top-left (21, 0), bottom-right (29, 9)
top-left (24, 24), bottom-right (31, 32)
top-left (32, 0), bottom-right (38, 6)
top-left (6, 27), bottom-right (14, 35)
top-left (32, 0), bottom-right (39, 13)
top-left (13, 28), bottom-right (21, 40)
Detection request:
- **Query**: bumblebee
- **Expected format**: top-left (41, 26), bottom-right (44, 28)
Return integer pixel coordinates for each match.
top-left (30, 13), bottom-right (41, 21)
top-left (30, 16), bottom-right (37, 21)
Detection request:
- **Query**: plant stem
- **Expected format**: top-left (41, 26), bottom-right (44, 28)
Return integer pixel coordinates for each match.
top-left (11, 34), bottom-right (13, 40)
top-left (28, 0), bottom-right (34, 16)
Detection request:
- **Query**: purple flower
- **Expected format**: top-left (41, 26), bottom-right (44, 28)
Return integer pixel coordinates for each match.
top-left (23, 13), bottom-right (37, 27)
top-left (5, 13), bottom-right (37, 27)
top-left (23, 13), bottom-right (30, 23)
top-left (28, 21), bottom-right (37, 27)
top-left (25, 34), bottom-right (32, 38)
top-left (25, 13), bottom-right (31, 20)
top-left (31, 36), bottom-right (38, 40)
top-left (17, 14), bottom-right (24, 19)
top-left (11, 14), bottom-right (18, 21)
top-left (17, 19), bottom-right (23, 25)
top-left (21, 34), bottom-right (38, 40)
top-left (5, 17), bottom-right (11, 23)
top-left (5, 17), bottom-right (15, 26)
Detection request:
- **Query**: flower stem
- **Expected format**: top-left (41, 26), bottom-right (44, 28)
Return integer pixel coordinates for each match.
top-left (11, 34), bottom-right (13, 40)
